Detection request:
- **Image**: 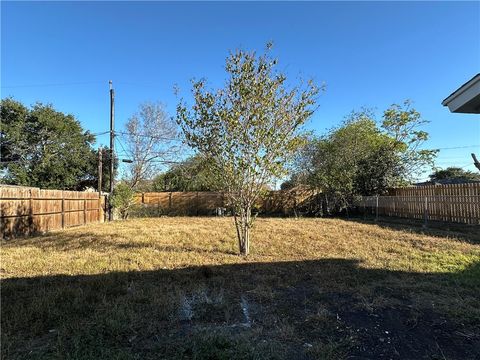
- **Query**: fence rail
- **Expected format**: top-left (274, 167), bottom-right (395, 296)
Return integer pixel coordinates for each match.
top-left (3, 183), bottom-right (478, 238)
top-left (1, 185), bottom-right (106, 239)
top-left (133, 189), bottom-right (315, 216)
top-left (359, 183), bottom-right (480, 225)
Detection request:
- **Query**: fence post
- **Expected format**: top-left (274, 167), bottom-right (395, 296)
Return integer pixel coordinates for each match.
top-left (196, 191), bottom-right (199, 216)
top-left (84, 198), bottom-right (87, 224)
top-left (375, 195), bottom-right (379, 221)
top-left (423, 196), bottom-right (428, 228)
top-left (98, 192), bottom-right (101, 223)
top-left (363, 197), bottom-right (366, 220)
top-left (61, 191), bottom-right (65, 229)
top-left (29, 189), bottom-right (33, 234)
top-left (104, 195), bottom-right (108, 222)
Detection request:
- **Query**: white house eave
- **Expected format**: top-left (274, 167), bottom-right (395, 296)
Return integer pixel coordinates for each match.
top-left (442, 74), bottom-right (480, 114)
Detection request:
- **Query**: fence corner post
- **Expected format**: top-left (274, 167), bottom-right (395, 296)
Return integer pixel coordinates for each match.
top-left (375, 195), bottom-right (379, 222)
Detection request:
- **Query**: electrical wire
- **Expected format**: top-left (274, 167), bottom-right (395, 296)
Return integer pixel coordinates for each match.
top-left (435, 144), bottom-right (480, 150)
top-left (1, 81), bottom-right (105, 88)
top-left (91, 130), bottom-right (110, 136)
top-left (115, 130), bottom-right (182, 142)
top-left (115, 137), bottom-right (130, 158)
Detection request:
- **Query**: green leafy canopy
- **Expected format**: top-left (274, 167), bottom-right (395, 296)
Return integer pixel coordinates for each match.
top-left (291, 101), bottom-right (437, 214)
top-left (0, 98), bottom-right (114, 190)
top-left (176, 44), bottom-right (321, 201)
top-left (175, 43), bottom-right (320, 255)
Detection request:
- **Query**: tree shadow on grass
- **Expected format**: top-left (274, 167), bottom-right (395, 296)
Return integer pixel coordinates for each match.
top-left (345, 215), bottom-right (480, 245)
top-left (2, 258), bottom-right (480, 360)
top-left (1, 202), bottom-right (41, 240)
top-left (4, 230), bottom-right (238, 255)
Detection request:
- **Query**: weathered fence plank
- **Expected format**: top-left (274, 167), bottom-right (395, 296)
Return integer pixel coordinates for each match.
top-left (133, 188), bottom-right (313, 217)
top-left (1, 185), bottom-right (106, 239)
top-left (361, 183), bottom-right (480, 225)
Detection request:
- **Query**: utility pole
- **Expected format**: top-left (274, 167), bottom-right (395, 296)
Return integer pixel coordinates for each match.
top-left (109, 80), bottom-right (115, 221)
top-left (98, 147), bottom-right (103, 193)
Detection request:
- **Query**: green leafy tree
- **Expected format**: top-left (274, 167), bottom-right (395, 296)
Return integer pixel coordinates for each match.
top-left (1, 98), bottom-right (103, 190)
top-left (110, 182), bottom-right (135, 219)
top-left (381, 100), bottom-right (437, 180)
top-left (152, 154), bottom-right (221, 191)
top-left (297, 114), bottom-right (395, 213)
top-left (429, 167), bottom-right (480, 183)
top-left (294, 103), bottom-right (436, 214)
top-left (176, 44), bottom-right (319, 255)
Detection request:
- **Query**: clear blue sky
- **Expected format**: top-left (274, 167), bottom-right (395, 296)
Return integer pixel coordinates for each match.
top-left (2, 1), bottom-right (479, 179)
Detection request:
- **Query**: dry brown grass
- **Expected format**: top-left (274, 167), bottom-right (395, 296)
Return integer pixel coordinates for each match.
top-left (3, 217), bottom-right (479, 277)
top-left (2, 217), bottom-right (480, 360)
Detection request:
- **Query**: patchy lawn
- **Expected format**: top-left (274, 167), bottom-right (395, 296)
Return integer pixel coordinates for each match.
top-left (2, 217), bottom-right (480, 359)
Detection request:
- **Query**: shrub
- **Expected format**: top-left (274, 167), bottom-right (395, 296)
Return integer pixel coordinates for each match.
top-left (110, 183), bottom-right (135, 219)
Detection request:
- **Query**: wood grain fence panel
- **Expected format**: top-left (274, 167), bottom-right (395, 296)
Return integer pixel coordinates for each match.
top-left (1, 186), bottom-right (105, 239)
top-left (359, 183), bottom-right (480, 225)
top-left (134, 189), bottom-right (309, 217)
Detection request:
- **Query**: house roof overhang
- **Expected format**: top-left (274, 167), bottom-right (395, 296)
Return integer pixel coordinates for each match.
top-left (442, 73), bottom-right (480, 114)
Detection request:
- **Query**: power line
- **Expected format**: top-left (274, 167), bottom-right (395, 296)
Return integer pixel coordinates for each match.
top-left (1, 81), bottom-right (105, 89)
top-left (91, 130), bottom-right (110, 136)
top-left (435, 144), bottom-right (480, 150)
top-left (115, 137), bottom-right (129, 154)
top-left (115, 130), bottom-right (182, 142)
top-left (87, 130), bottom-right (180, 141)
top-left (436, 156), bottom-right (475, 160)
top-left (114, 137), bottom-right (182, 165)
top-left (146, 160), bottom-right (182, 164)
top-left (1, 80), bottom-right (164, 89)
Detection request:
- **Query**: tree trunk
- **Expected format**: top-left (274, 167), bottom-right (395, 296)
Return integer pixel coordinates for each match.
top-left (234, 205), bottom-right (251, 256)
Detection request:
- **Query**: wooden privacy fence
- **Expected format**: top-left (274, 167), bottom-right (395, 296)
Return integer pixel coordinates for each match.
top-left (135, 192), bottom-right (225, 216)
top-left (133, 188), bottom-right (315, 216)
top-left (358, 183), bottom-right (480, 225)
top-left (1, 185), bottom-right (106, 239)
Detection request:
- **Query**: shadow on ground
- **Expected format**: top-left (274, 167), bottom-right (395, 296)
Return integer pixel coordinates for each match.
top-left (2, 257), bottom-right (480, 360)
top-left (345, 215), bottom-right (480, 245)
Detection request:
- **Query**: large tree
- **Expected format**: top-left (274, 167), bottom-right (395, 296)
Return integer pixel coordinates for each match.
top-left (1, 98), bottom-right (102, 190)
top-left (381, 100), bottom-right (437, 180)
top-left (121, 102), bottom-right (178, 190)
top-left (293, 103), bottom-right (437, 214)
top-left (429, 167), bottom-right (480, 183)
top-left (176, 44), bottom-right (319, 255)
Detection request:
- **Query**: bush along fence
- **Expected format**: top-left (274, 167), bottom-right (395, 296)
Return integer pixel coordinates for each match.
top-left (358, 183), bottom-right (480, 225)
top-left (132, 188), bottom-right (317, 217)
top-left (1, 185), bottom-right (106, 239)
